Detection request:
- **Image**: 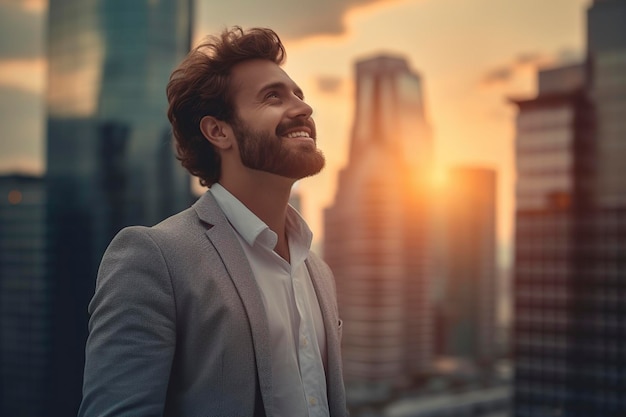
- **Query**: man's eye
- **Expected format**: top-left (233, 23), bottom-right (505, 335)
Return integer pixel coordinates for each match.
top-left (266, 92), bottom-right (280, 99)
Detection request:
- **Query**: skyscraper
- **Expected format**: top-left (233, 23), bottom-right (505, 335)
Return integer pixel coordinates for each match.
top-left (435, 167), bottom-right (497, 367)
top-left (349, 55), bottom-right (433, 174)
top-left (511, 1), bottom-right (626, 415)
top-left (587, 0), bottom-right (626, 207)
top-left (0, 174), bottom-right (47, 417)
top-left (511, 62), bottom-right (595, 417)
top-left (324, 54), bottom-right (433, 402)
top-left (45, 1), bottom-right (192, 415)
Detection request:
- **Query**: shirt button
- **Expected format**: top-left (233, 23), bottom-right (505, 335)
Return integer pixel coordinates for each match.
top-left (301, 337), bottom-right (308, 347)
top-left (309, 396), bottom-right (317, 406)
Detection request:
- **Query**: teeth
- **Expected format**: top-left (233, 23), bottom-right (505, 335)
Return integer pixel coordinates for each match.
top-left (286, 131), bottom-right (310, 138)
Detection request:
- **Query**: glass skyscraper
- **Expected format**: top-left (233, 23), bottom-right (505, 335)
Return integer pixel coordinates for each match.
top-left (324, 55), bottom-right (433, 408)
top-left (511, 63), bottom-right (595, 417)
top-left (45, 1), bottom-right (192, 415)
top-left (511, 1), bottom-right (626, 415)
top-left (588, 0), bottom-right (626, 207)
top-left (0, 174), bottom-right (47, 417)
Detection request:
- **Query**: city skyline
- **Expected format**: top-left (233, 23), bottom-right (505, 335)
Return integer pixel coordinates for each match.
top-left (0, 2), bottom-right (614, 416)
top-left (0, 0), bottom-right (590, 268)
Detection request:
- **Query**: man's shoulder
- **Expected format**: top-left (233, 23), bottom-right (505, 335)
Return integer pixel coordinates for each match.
top-left (153, 205), bottom-right (201, 233)
top-left (149, 191), bottom-right (221, 236)
top-left (111, 201), bottom-right (207, 250)
top-left (112, 191), bottom-right (229, 254)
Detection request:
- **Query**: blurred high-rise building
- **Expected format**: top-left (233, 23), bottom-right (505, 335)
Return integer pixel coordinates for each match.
top-left (324, 54), bottom-right (433, 403)
top-left (511, 63), bottom-right (594, 417)
top-left (349, 55), bottom-right (433, 174)
top-left (435, 167), bottom-right (497, 367)
top-left (0, 174), bottom-right (47, 417)
top-left (45, 1), bottom-right (192, 415)
top-left (511, 1), bottom-right (626, 416)
top-left (588, 0), bottom-right (626, 207)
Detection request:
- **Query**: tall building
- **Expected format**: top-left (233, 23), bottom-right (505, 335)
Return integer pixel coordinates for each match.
top-left (435, 167), bottom-right (497, 367)
top-left (511, 63), bottom-right (595, 417)
top-left (587, 0), bottom-right (626, 207)
top-left (573, 2), bottom-right (626, 416)
top-left (349, 55), bottom-right (433, 174)
top-left (0, 174), bottom-right (47, 417)
top-left (324, 54), bottom-right (433, 403)
top-left (45, 1), bottom-right (192, 415)
top-left (511, 1), bottom-right (626, 415)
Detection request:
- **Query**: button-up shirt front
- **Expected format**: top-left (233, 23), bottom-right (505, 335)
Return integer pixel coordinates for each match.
top-left (210, 184), bottom-right (329, 417)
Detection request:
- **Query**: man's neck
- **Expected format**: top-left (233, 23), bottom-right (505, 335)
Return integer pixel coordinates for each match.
top-left (218, 172), bottom-right (295, 261)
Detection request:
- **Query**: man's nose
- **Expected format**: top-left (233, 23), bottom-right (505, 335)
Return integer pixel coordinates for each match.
top-left (287, 96), bottom-right (313, 119)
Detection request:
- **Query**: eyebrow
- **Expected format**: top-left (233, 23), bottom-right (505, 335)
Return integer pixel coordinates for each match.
top-left (258, 81), bottom-right (304, 98)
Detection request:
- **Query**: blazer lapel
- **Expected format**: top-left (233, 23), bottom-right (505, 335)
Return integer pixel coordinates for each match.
top-left (306, 258), bottom-right (345, 416)
top-left (306, 259), bottom-right (337, 347)
top-left (193, 192), bottom-right (274, 415)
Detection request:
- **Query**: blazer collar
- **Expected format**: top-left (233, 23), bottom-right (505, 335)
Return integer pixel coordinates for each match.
top-left (192, 190), bottom-right (228, 228)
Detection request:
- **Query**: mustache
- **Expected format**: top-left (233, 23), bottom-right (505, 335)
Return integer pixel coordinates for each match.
top-left (276, 118), bottom-right (316, 139)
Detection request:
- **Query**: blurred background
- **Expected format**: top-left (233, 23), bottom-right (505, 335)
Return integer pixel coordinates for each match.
top-left (1, 0), bottom-right (625, 416)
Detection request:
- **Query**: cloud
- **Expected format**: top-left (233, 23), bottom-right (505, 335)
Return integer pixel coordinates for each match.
top-left (196, 0), bottom-right (404, 41)
top-left (0, 1), bottom-right (46, 174)
top-left (0, 58), bottom-right (46, 93)
top-left (479, 50), bottom-right (576, 88)
top-left (481, 67), bottom-right (514, 86)
top-left (514, 52), bottom-right (545, 66)
top-left (0, 1), bottom-right (45, 59)
top-left (0, 0), bottom-right (46, 12)
top-left (482, 52), bottom-right (553, 86)
top-left (315, 75), bottom-right (344, 94)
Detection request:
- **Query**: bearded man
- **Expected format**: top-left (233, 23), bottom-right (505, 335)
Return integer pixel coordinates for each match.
top-left (78, 26), bottom-right (347, 417)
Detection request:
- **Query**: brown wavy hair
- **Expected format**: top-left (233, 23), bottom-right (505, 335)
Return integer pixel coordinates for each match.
top-left (166, 26), bottom-right (286, 186)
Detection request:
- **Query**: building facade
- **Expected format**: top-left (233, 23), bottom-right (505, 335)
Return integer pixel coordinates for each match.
top-left (512, 2), bottom-right (626, 414)
top-left (45, 1), bottom-right (192, 415)
top-left (324, 55), bottom-right (433, 403)
top-left (511, 63), bottom-right (595, 417)
top-left (0, 175), bottom-right (47, 417)
top-left (587, 0), bottom-right (626, 208)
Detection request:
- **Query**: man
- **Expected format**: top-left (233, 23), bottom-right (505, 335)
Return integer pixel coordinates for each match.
top-left (78, 27), bottom-right (347, 417)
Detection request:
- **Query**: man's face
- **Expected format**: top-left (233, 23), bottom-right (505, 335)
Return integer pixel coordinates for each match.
top-left (228, 59), bottom-right (325, 180)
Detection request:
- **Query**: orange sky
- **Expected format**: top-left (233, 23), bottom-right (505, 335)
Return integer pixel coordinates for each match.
top-left (195, 0), bottom-right (590, 266)
top-left (0, 0), bottom-right (591, 267)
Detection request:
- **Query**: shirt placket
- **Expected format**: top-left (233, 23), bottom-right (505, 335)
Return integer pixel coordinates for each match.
top-left (292, 264), bottom-right (327, 417)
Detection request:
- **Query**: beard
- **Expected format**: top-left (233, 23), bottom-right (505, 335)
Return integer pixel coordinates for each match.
top-left (231, 117), bottom-right (326, 180)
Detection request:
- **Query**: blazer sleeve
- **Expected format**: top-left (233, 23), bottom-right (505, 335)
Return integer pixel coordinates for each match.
top-left (78, 226), bottom-right (177, 417)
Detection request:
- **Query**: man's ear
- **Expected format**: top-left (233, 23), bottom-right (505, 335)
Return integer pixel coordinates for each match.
top-left (199, 116), bottom-right (233, 150)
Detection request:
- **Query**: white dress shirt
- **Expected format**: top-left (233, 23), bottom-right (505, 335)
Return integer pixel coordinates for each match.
top-left (210, 184), bottom-right (329, 417)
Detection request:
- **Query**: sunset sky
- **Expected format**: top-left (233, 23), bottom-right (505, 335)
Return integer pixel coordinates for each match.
top-left (0, 0), bottom-right (591, 266)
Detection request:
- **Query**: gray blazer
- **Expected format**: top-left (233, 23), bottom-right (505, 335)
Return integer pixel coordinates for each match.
top-left (78, 192), bottom-right (347, 417)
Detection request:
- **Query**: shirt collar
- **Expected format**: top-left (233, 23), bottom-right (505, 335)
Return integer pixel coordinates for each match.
top-left (209, 183), bottom-right (313, 254)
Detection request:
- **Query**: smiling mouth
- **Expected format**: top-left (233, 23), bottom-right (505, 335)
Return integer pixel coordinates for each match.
top-left (285, 131), bottom-right (312, 139)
